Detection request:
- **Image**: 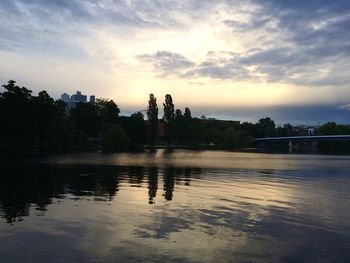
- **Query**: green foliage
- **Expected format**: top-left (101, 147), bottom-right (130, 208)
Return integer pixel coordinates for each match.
top-left (256, 117), bottom-right (276, 137)
top-left (276, 123), bottom-right (294, 137)
top-left (205, 126), bottom-right (249, 149)
top-left (319, 122), bottom-right (350, 135)
top-left (100, 124), bottom-right (128, 152)
top-left (318, 122), bottom-right (350, 154)
top-left (240, 122), bottom-right (257, 137)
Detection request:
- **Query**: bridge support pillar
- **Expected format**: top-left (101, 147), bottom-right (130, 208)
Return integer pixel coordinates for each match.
top-left (311, 142), bottom-right (318, 154)
top-left (288, 141), bottom-right (293, 154)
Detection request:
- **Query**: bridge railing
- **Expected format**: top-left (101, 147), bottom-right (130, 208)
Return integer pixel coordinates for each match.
top-left (255, 135), bottom-right (350, 143)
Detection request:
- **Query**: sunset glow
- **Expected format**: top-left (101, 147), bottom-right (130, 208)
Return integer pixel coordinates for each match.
top-left (1, 0), bottom-right (349, 123)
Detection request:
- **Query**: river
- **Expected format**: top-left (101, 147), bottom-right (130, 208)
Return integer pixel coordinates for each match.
top-left (1, 150), bottom-right (350, 262)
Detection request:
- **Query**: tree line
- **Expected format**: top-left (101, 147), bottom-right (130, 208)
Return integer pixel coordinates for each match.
top-left (1, 80), bottom-right (349, 157)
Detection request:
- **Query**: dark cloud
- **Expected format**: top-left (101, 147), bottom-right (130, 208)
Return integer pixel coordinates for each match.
top-left (138, 51), bottom-right (255, 81)
top-left (240, 0), bottom-right (350, 86)
top-left (139, 1), bottom-right (350, 86)
top-left (138, 51), bottom-right (196, 73)
top-left (224, 16), bottom-right (272, 32)
top-left (0, 0), bottom-right (92, 20)
top-left (1, 0), bottom-right (350, 89)
top-left (186, 51), bottom-right (253, 80)
top-left (0, 0), bottom-right (18, 14)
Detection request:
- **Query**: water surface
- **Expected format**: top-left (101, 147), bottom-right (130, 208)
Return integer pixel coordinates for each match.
top-left (1, 150), bottom-right (350, 262)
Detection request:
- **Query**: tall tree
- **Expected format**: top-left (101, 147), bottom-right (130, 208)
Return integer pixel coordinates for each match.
top-left (163, 94), bottom-right (175, 146)
top-left (184, 107), bottom-right (192, 120)
top-left (147, 94), bottom-right (158, 145)
top-left (175, 109), bottom-right (182, 119)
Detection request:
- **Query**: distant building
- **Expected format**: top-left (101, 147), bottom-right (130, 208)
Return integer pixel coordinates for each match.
top-left (70, 91), bottom-right (87, 103)
top-left (60, 91), bottom-right (95, 113)
top-left (200, 117), bottom-right (240, 126)
top-left (308, 128), bottom-right (315, 136)
top-left (60, 93), bottom-right (70, 102)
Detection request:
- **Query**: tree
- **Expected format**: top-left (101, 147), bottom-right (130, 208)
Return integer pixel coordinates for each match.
top-left (174, 109), bottom-right (184, 142)
top-left (96, 99), bottom-right (120, 124)
top-left (240, 122), bottom-right (257, 137)
top-left (175, 109), bottom-right (182, 119)
top-left (256, 117), bottom-right (276, 137)
top-left (32, 90), bottom-right (56, 149)
top-left (184, 107), bottom-right (192, 120)
top-left (147, 94), bottom-right (158, 145)
top-left (120, 112), bottom-right (147, 148)
top-left (0, 80), bottom-right (34, 156)
top-left (276, 123), bottom-right (294, 137)
top-left (70, 102), bottom-right (99, 138)
top-left (0, 80), bottom-right (71, 156)
top-left (46, 115), bottom-right (85, 152)
top-left (318, 122), bottom-right (350, 153)
top-left (319, 122), bottom-right (350, 135)
top-left (163, 94), bottom-right (175, 146)
top-left (100, 124), bottom-right (128, 152)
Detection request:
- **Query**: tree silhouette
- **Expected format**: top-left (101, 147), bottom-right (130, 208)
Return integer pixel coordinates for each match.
top-left (70, 102), bottom-right (99, 138)
top-left (101, 124), bottom-right (128, 152)
top-left (163, 94), bottom-right (175, 146)
top-left (184, 107), bottom-right (192, 120)
top-left (96, 99), bottom-right (120, 124)
top-left (0, 80), bottom-right (34, 156)
top-left (119, 112), bottom-right (147, 148)
top-left (147, 94), bottom-right (158, 146)
top-left (257, 117), bottom-right (276, 137)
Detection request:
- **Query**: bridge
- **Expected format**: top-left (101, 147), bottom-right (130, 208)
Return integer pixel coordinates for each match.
top-left (255, 135), bottom-right (350, 153)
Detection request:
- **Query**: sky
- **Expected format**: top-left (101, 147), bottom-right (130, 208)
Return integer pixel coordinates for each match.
top-left (0, 0), bottom-right (350, 125)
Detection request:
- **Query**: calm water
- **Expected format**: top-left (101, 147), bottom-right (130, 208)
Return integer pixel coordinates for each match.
top-left (1, 150), bottom-right (350, 262)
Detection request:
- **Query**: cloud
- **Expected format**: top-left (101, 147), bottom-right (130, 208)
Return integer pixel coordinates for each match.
top-left (138, 51), bottom-right (196, 77)
top-left (138, 50), bottom-right (251, 80)
top-left (137, 1), bottom-right (350, 87)
top-left (1, 0), bottom-right (350, 123)
top-left (337, 104), bottom-right (350, 111)
top-left (235, 0), bottom-right (350, 86)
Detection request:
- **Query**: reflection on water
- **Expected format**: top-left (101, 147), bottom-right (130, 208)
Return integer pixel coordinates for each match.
top-left (1, 150), bottom-right (350, 262)
top-left (0, 165), bottom-right (201, 224)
